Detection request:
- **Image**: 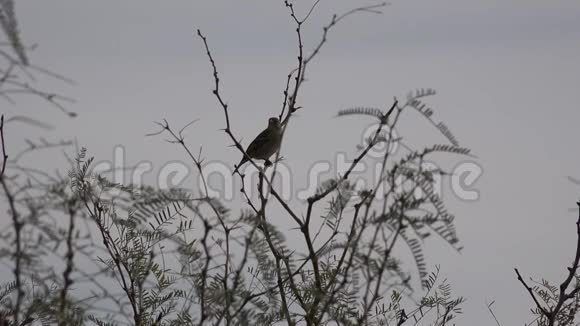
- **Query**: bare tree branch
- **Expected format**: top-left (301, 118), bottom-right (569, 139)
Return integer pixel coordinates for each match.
top-left (515, 202), bottom-right (580, 325)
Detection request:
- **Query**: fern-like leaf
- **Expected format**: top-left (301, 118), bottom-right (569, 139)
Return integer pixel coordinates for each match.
top-left (337, 107), bottom-right (384, 120)
top-left (0, 0), bottom-right (28, 64)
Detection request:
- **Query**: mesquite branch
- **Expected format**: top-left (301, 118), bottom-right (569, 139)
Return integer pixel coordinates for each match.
top-left (515, 202), bottom-right (580, 325)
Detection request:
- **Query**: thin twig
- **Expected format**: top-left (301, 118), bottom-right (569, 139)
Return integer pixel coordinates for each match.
top-left (0, 114), bottom-right (7, 177)
top-left (486, 300), bottom-right (502, 326)
top-left (514, 202), bottom-right (580, 325)
top-left (0, 113), bottom-right (24, 325)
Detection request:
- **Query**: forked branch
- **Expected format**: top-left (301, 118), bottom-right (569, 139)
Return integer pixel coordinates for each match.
top-left (515, 202), bottom-right (580, 325)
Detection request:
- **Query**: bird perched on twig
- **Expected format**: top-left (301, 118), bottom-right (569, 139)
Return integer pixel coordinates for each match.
top-left (232, 117), bottom-right (282, 175)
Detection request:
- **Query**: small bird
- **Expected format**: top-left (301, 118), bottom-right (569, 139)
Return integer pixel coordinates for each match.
top-left (233, 117), bottom-right (282, 175)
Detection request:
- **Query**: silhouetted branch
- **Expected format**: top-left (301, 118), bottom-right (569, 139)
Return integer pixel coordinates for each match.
top-left (304, 2), bottom-right (387, 66)
top-left (515, 202), bottom-right (580, 325)
top-left (0, 2), bottom-right (76, 118)
top-left (10, 138), bottom-right (72, 163)
top-left (58, 208), bottom-right (77, 325)
top-left (0, 114), bottom-right (7, 178)
top-left (515, 269), bottom-right (550, 315)
top-left (196, 29), bottom-right (272, 180)
top-left (0, 112), bottom-right (24, 326)
top-left (486, 300), bottom-right (502, 326)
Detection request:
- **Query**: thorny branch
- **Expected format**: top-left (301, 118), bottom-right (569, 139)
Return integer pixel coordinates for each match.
top-left (195, 1), bottom-right (403, 324)
top-left (0, 113), bottom-right (24, 326)
top-left (0, 1), bottom-right (471, 324)
top-left (0, 114), bottom-right (7, 178)
top-left (515, 202), bottom-right (580, 325)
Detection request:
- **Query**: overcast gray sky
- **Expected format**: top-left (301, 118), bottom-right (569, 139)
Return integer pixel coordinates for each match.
top-left (5, 0), bottom-right (580, 324)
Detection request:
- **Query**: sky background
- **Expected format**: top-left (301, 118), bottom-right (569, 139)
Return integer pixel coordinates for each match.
top-left (4, 0), bottom-right (580, 324)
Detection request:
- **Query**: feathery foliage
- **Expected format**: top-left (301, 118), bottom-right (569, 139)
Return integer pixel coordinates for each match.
top-left (0, 2), bottom-right (474, 325)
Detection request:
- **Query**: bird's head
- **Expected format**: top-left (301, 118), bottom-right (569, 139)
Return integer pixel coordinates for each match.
top-left (268, 117), bottom-right (281, 129)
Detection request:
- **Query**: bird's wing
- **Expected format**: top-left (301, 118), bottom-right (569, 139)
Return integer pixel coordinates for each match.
top-left (246, 128), bottom-right (273, 155)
